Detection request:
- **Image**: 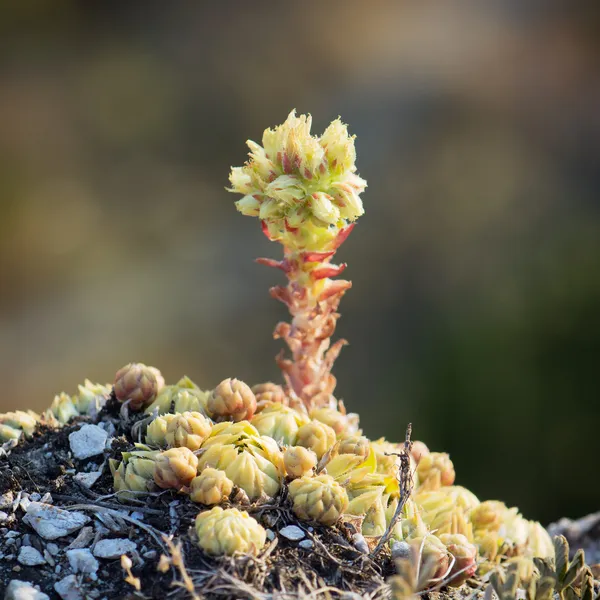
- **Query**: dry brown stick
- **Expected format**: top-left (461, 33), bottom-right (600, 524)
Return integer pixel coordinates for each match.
top-left (370, 423), bottom-right (413, 558)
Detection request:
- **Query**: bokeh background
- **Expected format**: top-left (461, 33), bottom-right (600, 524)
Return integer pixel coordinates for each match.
top-left (0, 1), bottom-right (598, 524)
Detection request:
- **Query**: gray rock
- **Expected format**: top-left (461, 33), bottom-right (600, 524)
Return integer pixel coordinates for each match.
top-left (68, 425), bottom-right (108, 460)
top-left (279, 525), bottom-right (305, 541)
top-left (23, 503), bottom-right (90, 540)
top-left (0, 491), bottom-right (14, 509)
top-left (17, 546), bottom-right (45, 566)
top-left (93, 538), bottom-right (137, 560)
top-left (299, 539), bottom-right (314, 550)
top-left (54, 575), bottom-right (83, 600)
top-left (0, 511), bottom-right (9, 522)
top-left (73, 471), bottom-right (102, 489)
top-left (46, 543), bottom-right (60, 556)
top-left (66, 548), bottom-right (98, 576)
top-left (4, 580), bottom-right (50, 600)
top-left (391, 540), bottom-right (411, 560)
top-left (352, 533), bottom-right (369, 554)
top-left (66, 526), bottom-right (94, 550)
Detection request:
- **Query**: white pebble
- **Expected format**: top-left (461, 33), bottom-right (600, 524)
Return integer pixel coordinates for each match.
top-left (93, 538), bottom-right (137, 560)
top-left (68, 425), bottom-right (108, 460)
top-left (54, 575), bottom-right (83, 600)
top-left (0, 510), bottom-right (9, 522)
top-left (17, 546), bottom-right (46, 566)
top-left (23, 502), bottom-right (90, 540)
top-left (66, 548), bottom-right (99, 576)
top-left (73, 471), bottom-right (102, 489)
top-left (391, 540), bottom-right (411, 560)
top-left (352, 533), bottom-right (369, 554)
top-left (5, 580), bottom-right (50, 600)
top-left (299, 539), bottom-right (314, 550)
top-left (279, 525), bottom-right (305, 541)
top-left (266, 529), bottom-right (275, 541)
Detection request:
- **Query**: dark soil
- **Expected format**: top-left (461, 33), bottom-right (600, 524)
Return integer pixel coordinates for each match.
top-left (0, 400), bottom-right (391, 600)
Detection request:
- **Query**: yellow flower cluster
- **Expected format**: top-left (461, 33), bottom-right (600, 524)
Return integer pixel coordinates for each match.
top-left (228, 110), bottom-right (367, 253)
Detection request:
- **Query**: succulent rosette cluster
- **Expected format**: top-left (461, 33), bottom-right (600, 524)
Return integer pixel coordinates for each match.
top-left (0, 111), bottom-right (558, 582)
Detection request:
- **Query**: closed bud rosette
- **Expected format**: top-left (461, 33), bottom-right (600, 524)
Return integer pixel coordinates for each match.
top-left (251, 403), bottom-right (310, 445)
top-left (288, 473), bottom-right (349, 526)
top-left (252, 382), bottom-right (286, 410)
top-left (154, 447), bottom-right (198, 491)
top-left (283, 446), bottom-right (318, 479)
top-left (198, 429), bottom-right (284, 500)
top-left (148, 367), bottom-right (165, 391)
top-left (195, 507), bottom-right (266, 556)
top-left (75, 380), bottom-right (111, 416)
top-left (470, 501), bottom-right (529, 552)
top-left (114, 363), bottom-right (158, 411)
top-left (48, 392), bottom-right (79, 424)
top-left (207, 378), bottom-right (257, 422)
top-left (165, 412), bottom-right (212, 451)
top-left (111, 451), bottom-right (158, 498)
top-left (190, 468), bottom-right (234, 505)
top-left (146, 413), bottom-right (179, 446)
top-left (416, 452), bottom-right (455, 490)
top-left (438, 533), bottom-right (478, 587)
top-left (469, 500), bottom-right (506, 532)
top-left (525, 520), bottom-right (554, 559)
top-left (309, 406), bottom-right (359, 436)
top-left (338, 435), bottom-right (370, 460)
top-left (296, 420), bottom-right (336, 459)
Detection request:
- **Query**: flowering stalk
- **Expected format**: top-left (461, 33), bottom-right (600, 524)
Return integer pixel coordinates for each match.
top-left (228, 111), bottom-right (367, 411)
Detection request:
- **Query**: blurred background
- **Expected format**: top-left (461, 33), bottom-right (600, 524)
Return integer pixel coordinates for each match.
top-left (0, 1), bottom-right (598, 524)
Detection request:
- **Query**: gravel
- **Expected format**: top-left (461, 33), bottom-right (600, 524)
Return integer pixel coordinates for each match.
top-left (23, 503), bottom-right (90, 540)
top-left (68, 425), bottom-right (108, 460)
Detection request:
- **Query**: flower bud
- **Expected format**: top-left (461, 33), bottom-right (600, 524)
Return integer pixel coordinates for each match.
top-left (235, 195), bottom-right (261, 217)
top-left (165, 412), bottom-right (212, 451)
top-left (311, 192), bottom-right (340, 225)
top-left (154, 447), bottom-right (198, 491)
top-left (288, 474), bottom-right (349, 526)
top-left (207, 378), bottom-right (257, 422)
top-left (283, 446), bottom-right (318, 479)
top-left (49, 392), bottom-right (79, 424)
top-left (195, 507), bottom-right (266, 556)
top-left (251, 404), bottom-right (309, 445)
top-left (296, 421), bottom-right (336, 459)
top-left (252, 382), bottom-right (286, 410)
top-left (338, 435), bottom-right (370, 460)
top-left (114, 363), bottom-right (158, 411)
top-left (438, 533), bottom-right (478, 587)
top-left (416, 452), bottom-right (455, 490)
top-left (147, 367), bottom-right (165, 391)
top-left (190, 468), bottom-right (234, 505)
top-left (146, 414), bottom-right (178, 446)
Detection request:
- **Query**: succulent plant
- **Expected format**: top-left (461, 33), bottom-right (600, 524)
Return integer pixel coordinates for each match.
top-left (154, 447), bottom-right (199, 491)
top-left (416, 452), bottom-right (455, 491)
top-left (47, 392), bottom-right (79, 424)
top-left (283, 445), bottom-right (318, 479)
top-left (198, 426), bottom-right (284, 500)
top-left (207, 378), bottom-right (257, 422)
top-left (165, 411), bottom-right (212, 451)
top-left (145, 413), bottom-right (179, 446)
top-left (114, 363), bottom-right (159, 411)
top-left (438, 533), bottom-right (478, 587)
top-left (110, 450), bottom-right (158, 497)
top-left (252, 382), bottom-right (286, 410)
top-left (195, 507), bottom-right (266, 556)
top-left (309, 406), bottom-right (359, 437)
top-left (288, 473), bottom-right (349, 526)
top-left (295, 420), bottom-right (337, 459)
top-left (145, 376), bottom-right (209, 416)
top-left (228, 111), bottom-right (367, 410)
top-left (338, 434), bottom-right (371, 460)
top-left (250, 402), bottom-right (310, 445)
top-left (190, 468), bottom-right (234, 505)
